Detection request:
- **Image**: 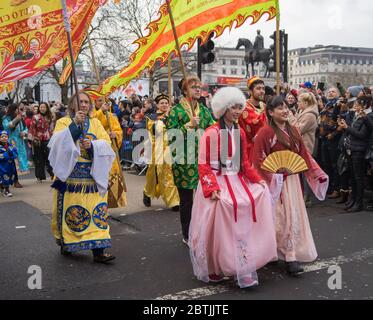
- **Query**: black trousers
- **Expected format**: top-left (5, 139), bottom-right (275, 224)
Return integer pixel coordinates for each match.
top-left (33, 141), bottom-right (53, 180)
top-left (339, 152), bottom-right (351, 191)
top-left (13, 163), bottom-right (19, 183)
top-left (178, 188), bottom-right (194, 239)
top-left (348, 151), bottom-right (366, 206)
top-left (339, 168), bottom-right (351, 191)
top-left (321, 139), bottom-right (341, 192)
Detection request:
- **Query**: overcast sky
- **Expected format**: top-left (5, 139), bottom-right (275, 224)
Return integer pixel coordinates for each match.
top-left (216, 0), bottom-right (373, 50)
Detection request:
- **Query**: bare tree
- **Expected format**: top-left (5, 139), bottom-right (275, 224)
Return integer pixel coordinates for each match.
top-left (41, 0), bottom-right (162, 103)
top-left (88, 0), bottom-right (163, 73)
top-left (153, 55), bottom-right (197, 83)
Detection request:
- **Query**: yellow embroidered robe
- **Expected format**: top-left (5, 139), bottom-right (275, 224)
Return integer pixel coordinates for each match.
top-left (143, 112), bottom-right (179, 208)
top-left (51, 117), bottom-right (112, 252)
top-left (94, 108), bottom-right (127, 208)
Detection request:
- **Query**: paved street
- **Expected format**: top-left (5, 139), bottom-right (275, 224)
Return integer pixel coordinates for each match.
top-left (1, 170), bottom-right (373, 300)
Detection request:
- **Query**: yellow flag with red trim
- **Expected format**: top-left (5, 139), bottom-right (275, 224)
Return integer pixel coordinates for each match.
top-left (87, 0), bottom-right (279, 97)
top-left (0, 81), bottom-right (15, 95)
top-left (59, 59), bottom-right (74, 85)
top-left (0, 0), bottom-right (107, 85)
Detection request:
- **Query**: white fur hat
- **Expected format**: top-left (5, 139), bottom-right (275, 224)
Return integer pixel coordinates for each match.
top-left (211, 87), bottom-right (246, 119)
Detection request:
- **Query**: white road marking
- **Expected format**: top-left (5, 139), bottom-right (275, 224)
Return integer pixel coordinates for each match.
top-left (303, 248), bottom-right (373, 273)
top-left (155, 285), bottom-right (228, 300)
top-left (15, 226), bottom-right (26, 229)
top-left (155, 248), bottom-right (373, 300)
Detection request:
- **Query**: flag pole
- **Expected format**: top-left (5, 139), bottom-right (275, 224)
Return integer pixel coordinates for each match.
top-left (275, 0), bottom-right (281, 95)
top-left (168, 54), bottom-right (172, 105)
top-left (165, 0), bottom-right (195, 117)
top-left (87, 28), bottom-right (127, 193)
top-left (87, 31), bottom-right (100, 86)
top-left (165, 0), bottom-right (188, 81)
top-left (61, 0), bottom-right (81, 112)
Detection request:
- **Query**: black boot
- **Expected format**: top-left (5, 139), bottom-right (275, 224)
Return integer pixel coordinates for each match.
top-left (286, 261), bottom-right (304, 275)
top-left (336, 190), bottom-right (349, 204)
top-left (60, 245), bottom-right (72, 256)
top-left (344, 200), bottom-right (355, 210)
top-left (348, 204), bottom-right (363, 213)
top-left (143, 192), bottom-right (151, 207)
top-left (171, 205), bottom-right (180, 212)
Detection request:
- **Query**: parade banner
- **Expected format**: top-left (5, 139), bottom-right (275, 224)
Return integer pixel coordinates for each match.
top-left (58, 53), bottom-right (77, 85)
top-left (0, 0), bottom-right (106, 85)
top-left (87, 0), bottom-right (278, 97)
top-left (0, 81), bottom-right (15, 95)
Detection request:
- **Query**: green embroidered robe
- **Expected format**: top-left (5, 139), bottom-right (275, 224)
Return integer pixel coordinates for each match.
top-left (167, 99), bottom-right (215, 190)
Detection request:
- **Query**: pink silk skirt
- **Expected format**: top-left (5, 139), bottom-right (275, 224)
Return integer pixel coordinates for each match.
top-left (189, 173), bottom-right (277, 288)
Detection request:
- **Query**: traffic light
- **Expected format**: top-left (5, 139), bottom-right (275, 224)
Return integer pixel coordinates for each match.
top-left (269, 30), bottom-right (285, 73)
top-left (197, 34), bottom-right (215, 79)
top-left (200, 35), bottom-right (215, 64)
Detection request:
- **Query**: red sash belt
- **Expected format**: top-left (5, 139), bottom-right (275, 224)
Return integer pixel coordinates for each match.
top-left (223, 174), bottom-right (257, 223)
top-left (238, 173), bottom-right (257, 223)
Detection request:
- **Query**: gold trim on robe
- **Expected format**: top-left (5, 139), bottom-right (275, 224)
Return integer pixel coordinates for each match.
top-left (144, 112), bottom-right (180, 208)
top-left (94, 108), bottom-right (127, 208)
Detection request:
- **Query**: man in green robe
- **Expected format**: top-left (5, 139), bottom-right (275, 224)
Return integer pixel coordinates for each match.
top-left (167, 76), bottom-right (215, 245)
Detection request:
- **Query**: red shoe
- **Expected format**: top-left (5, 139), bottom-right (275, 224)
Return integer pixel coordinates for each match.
top-left (208, 274), bottom-right (225, 283)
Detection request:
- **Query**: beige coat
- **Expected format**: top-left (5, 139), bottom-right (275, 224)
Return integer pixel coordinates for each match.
top-left (295, 105), bottom-right (319, 154)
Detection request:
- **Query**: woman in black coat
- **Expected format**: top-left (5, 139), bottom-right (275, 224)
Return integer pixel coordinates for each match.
top-left (338, 96), bottom-right (371, 212)
top-left (361, 95), bottom-right (373, 210)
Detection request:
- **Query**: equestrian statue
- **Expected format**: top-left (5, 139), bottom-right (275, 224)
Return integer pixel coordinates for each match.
top-left (236, 30), bottom-right (273, 78)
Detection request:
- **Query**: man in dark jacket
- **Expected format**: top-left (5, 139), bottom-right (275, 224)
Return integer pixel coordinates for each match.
top-left (319, 87), bottom-right (342, 198)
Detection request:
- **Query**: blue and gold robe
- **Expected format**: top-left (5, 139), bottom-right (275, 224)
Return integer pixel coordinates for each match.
top-left (49, 116), bottom-right (115, 253)
top-left (0, 142), bottom-right (17, 187)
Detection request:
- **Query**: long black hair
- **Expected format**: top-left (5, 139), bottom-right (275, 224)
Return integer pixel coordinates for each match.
top-left (356, 95), bottom-right (372, 109)
top-left (6, 103), bottom-right (26, 131)
top-left (266, 95), bottom-right (302, 150)
top-left (39, 102), bottom-right (53, 123)
top-left (6, 103), bottom-right (19, 120)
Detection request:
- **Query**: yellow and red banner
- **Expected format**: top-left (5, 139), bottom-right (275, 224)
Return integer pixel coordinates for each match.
top-left (0, 0), bottom-right (106, 85)
top-left (0, 81), bottom-right (15, 95)
top-left (87, 0), bottom-right (278, 98)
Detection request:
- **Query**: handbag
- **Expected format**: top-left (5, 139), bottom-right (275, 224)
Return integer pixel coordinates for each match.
top-left (337, 152), bottom-right (348, 176)
top-left (365, 147), bottom-right (373, 170)
top-left (365, 146), bottom-right (373, 161)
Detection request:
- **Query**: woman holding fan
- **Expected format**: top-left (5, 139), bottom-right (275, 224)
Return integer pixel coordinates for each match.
top-left (252, 96), bottom-right (329, 275)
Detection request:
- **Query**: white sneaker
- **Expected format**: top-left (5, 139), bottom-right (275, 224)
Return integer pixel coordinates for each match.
top-left (3, 190), bottom-right (13, 197)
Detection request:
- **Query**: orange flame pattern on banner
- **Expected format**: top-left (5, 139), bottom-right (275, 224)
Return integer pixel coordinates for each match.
top-left (0, 0), bottom-right (107, 85)
top-left (85, 0), bottom-right (278, 98)
top-left (0, 81), bottom-right (15, 94)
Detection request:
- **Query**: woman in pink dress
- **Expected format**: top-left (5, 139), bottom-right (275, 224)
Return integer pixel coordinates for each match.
top-left (189, 87), bottom-right (277, 288)
top-left (252, 95), bottom-right (329, 275)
